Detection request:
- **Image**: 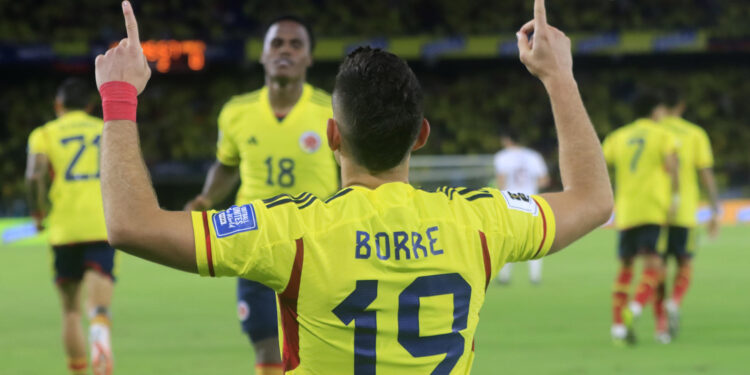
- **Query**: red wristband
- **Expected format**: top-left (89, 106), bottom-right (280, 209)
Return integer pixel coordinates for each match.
top-left (99, 81), bottom-right (138, 122)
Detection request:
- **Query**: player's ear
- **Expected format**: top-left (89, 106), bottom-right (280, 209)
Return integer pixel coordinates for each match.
top-left (411, 118), bottom-right (431, 151)
top-left (327, 118), bottom-right (341, 151)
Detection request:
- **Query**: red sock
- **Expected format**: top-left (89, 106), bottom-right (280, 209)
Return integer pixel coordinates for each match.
top-left (671, 264), bottom-right (692, 305)
top-left (633, 268), bottom-right (660, 306)
top-left (654, 280), bottom-right (667, 332)
top-left (613, 267), bottom-right (633, 324)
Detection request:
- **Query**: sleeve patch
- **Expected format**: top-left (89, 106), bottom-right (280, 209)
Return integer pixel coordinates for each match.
top-left (213, 204), bottom-right (258, 238)
top-left (500, 191), bottom-right (539, 216)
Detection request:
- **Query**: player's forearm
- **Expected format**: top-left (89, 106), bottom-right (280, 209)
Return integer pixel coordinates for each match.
top-left (101, 121), bottom-right (161, 243)
top-left (699, 168), bottom-right (720, 213)
top-left (101, 121), bottom-right (198, 272)
top-left (199, 161), bottom-right (239, 206)
top-left (545, 76), bottom-right (611, 203)
top-left (541, 75), bottom-right (613, 248)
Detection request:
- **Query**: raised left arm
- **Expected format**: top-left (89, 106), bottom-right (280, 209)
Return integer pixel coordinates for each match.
top-left (96, 1), bottom-right (196, 273)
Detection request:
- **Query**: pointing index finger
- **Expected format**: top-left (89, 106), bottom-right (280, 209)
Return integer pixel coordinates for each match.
top-left (534, 0), bottom-right (547, 27)
top-left (122, 1), bottom-right (140, 43)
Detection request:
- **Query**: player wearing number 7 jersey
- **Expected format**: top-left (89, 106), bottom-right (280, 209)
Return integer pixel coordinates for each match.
top-left (26, 78), bottom-right (115, 375)
top-left (98, 0), bottom-right (613, 373)
top-left (184, 16), bottom-right (338, 374)
top-left (602, 90), bottom-right (679, 345)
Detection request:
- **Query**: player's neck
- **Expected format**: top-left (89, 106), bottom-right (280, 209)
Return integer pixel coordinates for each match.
top-left (266, 77), bottom-right (305, 116)
top-left (339, 157), bottom-right (410, 190)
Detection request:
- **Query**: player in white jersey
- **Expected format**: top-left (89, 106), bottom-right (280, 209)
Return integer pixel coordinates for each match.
top-left (494, 130), bottom-right (550, 284)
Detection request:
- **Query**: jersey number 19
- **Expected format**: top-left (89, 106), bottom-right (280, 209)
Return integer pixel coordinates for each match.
top-left (333, 273), bottom-right (471, 375)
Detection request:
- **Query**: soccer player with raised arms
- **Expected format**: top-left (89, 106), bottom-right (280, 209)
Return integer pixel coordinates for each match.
top-left (96, 1), bottom-right (613, 373)
top-left (26, 78), bottom-right (115, 375)
top-left (184, 15), bottom-right (337, 374)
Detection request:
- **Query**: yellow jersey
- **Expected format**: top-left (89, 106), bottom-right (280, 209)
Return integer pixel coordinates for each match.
top-left (602, 118), bottom-right (677, 229)
top-left (216, 83), bottom-right (338, 204)
top-left (27, 111), bottom-right (108, 245)
top-left (660, 116), bottom-right (714, 227)
top-left (192, 182), bottom-right (556, 374)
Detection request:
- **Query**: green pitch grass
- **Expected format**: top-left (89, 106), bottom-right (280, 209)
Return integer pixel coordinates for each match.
top-left (1, 226), bottom-right (747, 374)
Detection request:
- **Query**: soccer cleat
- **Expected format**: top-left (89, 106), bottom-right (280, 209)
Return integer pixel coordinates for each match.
top-left (90, 323), bottom-right (113, 375)
top-left (611, 324), bottom-right (634, 347)
top-left (91, 341), bottom-right (113, 375)
top-left (621, 308), bottom-right (637, 345)
top-left (666, 299), bottom-right (681, 339)
top-left (655, 331), bottom-right (672, 344)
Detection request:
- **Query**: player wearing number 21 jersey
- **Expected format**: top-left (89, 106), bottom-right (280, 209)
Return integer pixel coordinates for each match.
top-left (26, 78), bottom-right (115, 375)
top-left (192, 184), bottom-right (555, 373)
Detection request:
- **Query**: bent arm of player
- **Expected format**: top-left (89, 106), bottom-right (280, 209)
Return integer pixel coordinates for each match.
top-left (96, 1), bottom-right (197, 273)
top-left (185, 161), bottom-right (239, 211)
top-left (24, 151), bottom-right (50, 230)
top-left (517, 0), bottom-right (614, 253)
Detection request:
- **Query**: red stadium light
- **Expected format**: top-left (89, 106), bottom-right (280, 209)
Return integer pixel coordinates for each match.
top-left (109, 40), bottom-right (206, 73)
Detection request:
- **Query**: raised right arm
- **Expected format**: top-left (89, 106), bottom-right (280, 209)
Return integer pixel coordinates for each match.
top-left (517, 0), bottom-right (614, 253)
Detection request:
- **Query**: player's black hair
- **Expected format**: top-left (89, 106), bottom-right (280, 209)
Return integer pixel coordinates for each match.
top-left (499, 127), bottom-right (519, 141)
top-left (265, 15), bottom-right (316, 51)
top-left (56, 77), bottom-right (93, 110)
top-left (333, 47), bottom-right (424, 173)
top-left (661, 86), bottom-right (683, 108)
top-left (632, 88), bottom-right (662, 118)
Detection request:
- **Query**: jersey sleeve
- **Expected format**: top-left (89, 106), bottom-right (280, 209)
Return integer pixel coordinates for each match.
top-left (479, 189), bottom-right (556, 272)
top-left (694, 129), bottom-right (714, 169)
top-left (27, 127), bottom-right (48, 155)
top-left (191, 201), bottom-right (305, 292)
top-left (215, 104), bottom-right (240, 166)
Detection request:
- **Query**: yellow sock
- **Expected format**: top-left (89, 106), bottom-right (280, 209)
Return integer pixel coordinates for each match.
top-left (68, 357), bottom-right (87, 375)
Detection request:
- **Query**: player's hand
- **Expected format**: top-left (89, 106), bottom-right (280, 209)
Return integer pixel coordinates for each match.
top-left (31, 211), bottom-right (45, 232)
top-left (707, 214), bottom-right (720, 239)
top-left (184, 195), bottom-right (213, 211)
top-left (517, 0), bottom-right (574, 83)
top-left (95, 1), bottom-right (151, 94)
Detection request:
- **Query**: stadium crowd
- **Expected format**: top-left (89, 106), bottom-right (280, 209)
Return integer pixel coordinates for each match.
top-left (0, 0), bottom-right (744, 43)
top-left (1, 0), bottom-right (749, 214)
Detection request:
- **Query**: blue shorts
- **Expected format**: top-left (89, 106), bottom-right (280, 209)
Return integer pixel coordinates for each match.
top-left (618, 225), bottom-right (661, 259)
top-left (237, 278), bottom-right (278, 342)
top-left (52, 241), bottom-right (116, 284)
top-left (662, 226), bottom-right (695, 259)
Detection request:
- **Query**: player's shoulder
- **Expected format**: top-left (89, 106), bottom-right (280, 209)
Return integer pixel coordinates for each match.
top-left (308, 85), bottom-right (332, 109)
top-left (222, 89), bottom-right (264, 110)
top-left (430, 186), bottom-right (496, 203)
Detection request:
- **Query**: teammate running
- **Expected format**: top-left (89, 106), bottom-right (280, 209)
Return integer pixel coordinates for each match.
top-left (26, 78), bottom-right (115, 375)
top-left (493, 130), bottom-right (550, 285)
top-left (184, 16), bottom-right (337, 373)
top-left (653, 88), bottom-right (720, 342)
top-left (602, 90), bottom-right (679, 345)
top-left (95, 0), bottom-right (612, 372)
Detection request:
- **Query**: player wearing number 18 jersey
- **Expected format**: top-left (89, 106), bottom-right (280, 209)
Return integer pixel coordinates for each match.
top-left (99, 1), bottom-right (613, 373)
top-left (26, 78), bottom-right (115, 375)
top-left (185, 17), bottom-right (337, 373)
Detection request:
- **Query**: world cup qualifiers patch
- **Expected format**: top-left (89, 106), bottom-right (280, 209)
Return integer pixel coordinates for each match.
top-left (299, 130), bottom-right (322, 153)
top-left (213, 204), bottom-right (258, 238)
top-left (501, 191), bottom-right (539, 215)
